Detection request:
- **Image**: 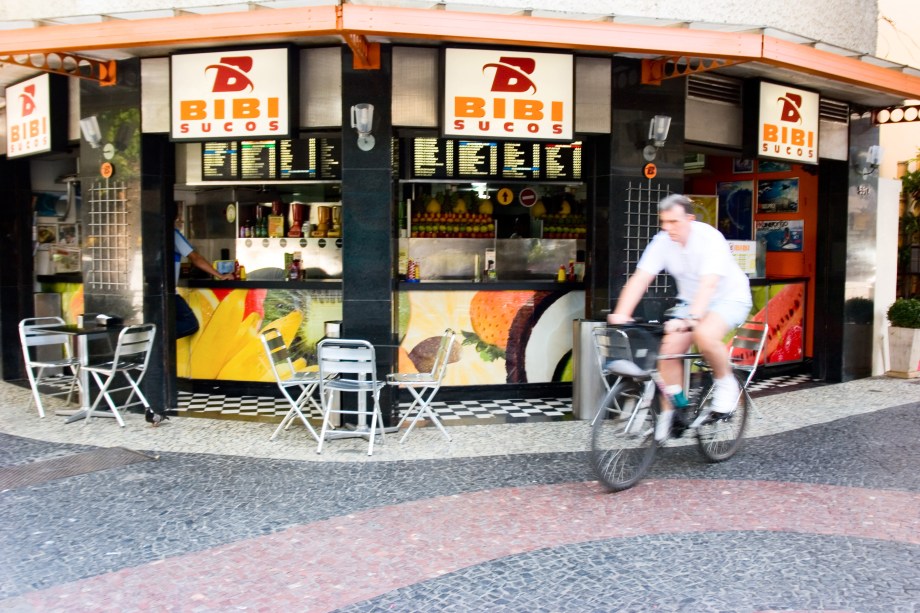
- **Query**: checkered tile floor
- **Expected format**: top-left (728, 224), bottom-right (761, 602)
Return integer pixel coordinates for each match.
top-left (174, 373), bottom-right (824, 424)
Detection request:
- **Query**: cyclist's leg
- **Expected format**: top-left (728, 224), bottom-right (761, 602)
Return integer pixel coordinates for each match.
top-left (693, 300), bottom-right (750, 417)
top-left (656, 329), bottom-right (692, 440)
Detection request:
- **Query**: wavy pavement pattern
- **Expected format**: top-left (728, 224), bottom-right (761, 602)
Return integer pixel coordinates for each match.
top-left (2, 478), bottom-right (919, 612)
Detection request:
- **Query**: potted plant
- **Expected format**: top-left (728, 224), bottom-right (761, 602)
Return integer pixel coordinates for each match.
top-left (886, 297), bottom-right (920, 377)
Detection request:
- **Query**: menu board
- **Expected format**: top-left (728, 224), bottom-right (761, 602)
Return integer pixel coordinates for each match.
top-left (202, 136), bottom-right (341, 181)
top-left (412, 137), bottom-right (454, 179)
top-left (407, 137), bottom-right (581, 182)
top-left (544, 141), bottom-right (582, 180)
top-left (316, 137), bottom-right (342, 180)
top-left (279, 138), bottom-right (314, 180)
top-left (202, 141), bottom-right (239, 180)
top-left (457, 140), bottom-right (498, 178)
top-left (502, 142), bottom-right (541, 179)
top-left (240, 140), bottom-right (278, 180)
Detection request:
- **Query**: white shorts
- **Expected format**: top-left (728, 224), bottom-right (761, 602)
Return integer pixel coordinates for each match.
top-left (671, 299), bottom-right (752, 330)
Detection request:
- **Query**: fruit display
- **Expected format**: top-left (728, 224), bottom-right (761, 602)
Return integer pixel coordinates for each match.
top-left (410, 212), bottom-right (495, 238)
top-left (540, 213), bottom-right (587, 239)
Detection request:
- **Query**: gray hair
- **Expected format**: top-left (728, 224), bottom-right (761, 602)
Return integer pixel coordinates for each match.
top-left (658, 194), bottom-right (694, 215)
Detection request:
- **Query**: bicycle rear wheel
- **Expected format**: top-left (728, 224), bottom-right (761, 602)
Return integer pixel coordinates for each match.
top-left (590, 379), bottom-right (658, 492)
top-left (695, 374), bottom-right (749, 462)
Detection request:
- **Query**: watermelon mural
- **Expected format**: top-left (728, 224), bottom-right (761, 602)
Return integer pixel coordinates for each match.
top-left (733, 281), bottom-right (805, 365)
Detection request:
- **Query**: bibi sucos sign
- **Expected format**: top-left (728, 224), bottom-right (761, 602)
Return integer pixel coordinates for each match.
top-left (170, 48), bottom-right (290, 140)
top-left (443, 48), bottom-right (573, 141)
top-left (758, 82), bottom-right (819, 165)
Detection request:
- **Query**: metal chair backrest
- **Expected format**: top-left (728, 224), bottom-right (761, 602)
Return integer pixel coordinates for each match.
top-left (260, 328), bottom-right (296, 382)
top-left (111, 323), bottom-right (157, 371)
top-left (429, 328), bottom-right (457, 381)
top-left (593, 325), bottom-right (660, 376)
top-left (19, 317), bottom-right (71, 362)
top-left (728, 320), bottom-right (768, 387)
top-left (318, 338), bottom-right (377, 381)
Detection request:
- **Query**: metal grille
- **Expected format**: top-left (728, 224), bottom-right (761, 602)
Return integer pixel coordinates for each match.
top-left (86, 179), bottom-right (130, 290)
top-left (0, 447), bottom-right (155, 490)
top-left (623, 181), bottom-right (672, 291)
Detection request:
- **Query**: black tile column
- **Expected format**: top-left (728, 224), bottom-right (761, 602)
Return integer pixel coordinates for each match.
top-left (340, 46), bottom-right (397, 422)
top-left (586, 58), bottom-right (685, 320)
top-left (0, 157), bottom-right (34, 381)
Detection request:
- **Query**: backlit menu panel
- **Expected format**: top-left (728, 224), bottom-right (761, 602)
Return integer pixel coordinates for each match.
top-left (456, 140), bottom-right (497, 178)
top-left (412, 137), bottom-right (454, 179)
top-left (279, 138), bottom-right (314, 179)
top-left (202, 141), bottom-right (239, 180)
top-left (501, 142), bottom-right (541, 179)
top-left (544, 141), bottom-right (582, 180)
top-left (240, 140), bottom-right (278, 180)
top-left (317, 138), bottom-right (342, 180)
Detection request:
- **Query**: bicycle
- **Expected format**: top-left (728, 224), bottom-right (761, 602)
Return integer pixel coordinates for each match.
top-left (588, 319), bottom-right (767, 492)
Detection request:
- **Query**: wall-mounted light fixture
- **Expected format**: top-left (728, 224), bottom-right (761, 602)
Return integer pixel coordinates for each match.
top-left (79, 115), bottom-right (102, 149)
top-left (350, 103), bottom-right (375, 151)
top-left (642, 114), bottom-right (672, 162)
top-left (855, 144), bottom-right (883, 178)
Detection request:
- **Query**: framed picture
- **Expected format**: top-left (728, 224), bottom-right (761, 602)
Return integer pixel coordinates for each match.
top-left (717, 181), bottom-right (754, 240)
top-left (36, 225), bottom-right (57, 244)
top-left (757, 178), bottom-right (799, 213)
top-left (732, 157), bottom-right (754, 174)
top-left (688, 194), bottom-right (718, 228)
top-left (58, 224), bottom-right (78, 245)
top-left (759, 160), bottom-right (792, 173)
top-left (756, 219), bottom-right (804, 252)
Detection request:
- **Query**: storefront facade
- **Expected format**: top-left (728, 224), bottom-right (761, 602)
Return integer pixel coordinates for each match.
top-left (1, 2), bottom-right (918, 421)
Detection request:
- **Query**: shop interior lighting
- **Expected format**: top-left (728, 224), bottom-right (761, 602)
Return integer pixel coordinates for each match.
top-left (642, 114), bottom-right (672, 162)
top-left (350, 103), bottom-right (375, 151)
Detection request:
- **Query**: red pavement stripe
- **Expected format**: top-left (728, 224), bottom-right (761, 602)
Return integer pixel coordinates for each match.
top-left (4, 479), bottom-right (919, 612)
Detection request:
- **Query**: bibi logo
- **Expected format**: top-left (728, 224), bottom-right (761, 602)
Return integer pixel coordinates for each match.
top-left (206, 56), bottom-right (255, 93)
top-left (483, 57), bottom-right (537, 94)
top-left (776, 92), bottom-right (803, 124)
top-left (19, 84), bottom-right (36, 117)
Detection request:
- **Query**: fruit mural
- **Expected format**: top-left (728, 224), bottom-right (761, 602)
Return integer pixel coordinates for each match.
top-left (732, 282), bottom-right (805, 365)
top-left (399, 289), bottom-right (585, 385)
top-left (177, 288), bottom-right (342, 382)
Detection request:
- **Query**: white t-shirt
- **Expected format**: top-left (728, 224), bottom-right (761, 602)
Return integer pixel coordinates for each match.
top-left (636, 221), bottom-right (751, 305)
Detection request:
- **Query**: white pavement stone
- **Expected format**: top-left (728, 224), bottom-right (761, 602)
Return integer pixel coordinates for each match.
top-left (1, 377), bottom-right (918, 462)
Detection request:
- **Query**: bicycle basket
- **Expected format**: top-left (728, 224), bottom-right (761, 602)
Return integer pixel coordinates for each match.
top-left (593, 325), bottom-right (660, 371)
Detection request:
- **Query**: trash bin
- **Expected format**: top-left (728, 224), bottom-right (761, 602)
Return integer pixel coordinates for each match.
top-left (572, 319), bottom-right (608, 421)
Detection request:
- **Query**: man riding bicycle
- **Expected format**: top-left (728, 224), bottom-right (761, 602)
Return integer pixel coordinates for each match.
top-left (607, 194), bottom-right (752, 442)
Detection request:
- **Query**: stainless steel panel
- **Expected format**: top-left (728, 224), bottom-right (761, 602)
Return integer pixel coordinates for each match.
top-left (405, 238), bottom-right (584, 280)
top-left (301, 47), bottom-right (342, 128)
top-left (68, 77), bottom-right (81, 142)
top-left (572, 319), bottom-right (606, 421)
top-left (575, 56), bottom-right (611, 134)
top-left (141, 58), bottom-right (170, 133)
top-left (392, 46), bottom-right (439, 128)
top-left (819, 118), bottom-right (848, 161)
top-left (686, 97), bottom-right (742, 147)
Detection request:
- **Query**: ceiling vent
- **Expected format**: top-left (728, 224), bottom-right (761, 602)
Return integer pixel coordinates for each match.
top-left (686, 74), bottom-right (743, 106)
top-left (819, 98), bottom-right (850, 124)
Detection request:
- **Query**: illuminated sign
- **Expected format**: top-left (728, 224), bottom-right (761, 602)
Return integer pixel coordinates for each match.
top-left (757, 82), bottom-right (819, 165)
top-left (6, 74), bottom-right (54, 158)
top-left (443, 48), bottom-right (573, 141)
top-left (170, 47), bottom-right (291, 140)
top-left (873, 105), bottom-right (920, 125)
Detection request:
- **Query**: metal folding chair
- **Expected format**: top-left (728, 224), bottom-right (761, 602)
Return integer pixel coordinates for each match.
top-left (82, 323), bottom-right (156, 427)
top-left (316, 339), bottom-right (387, 456)
top-left (18, 317), bottom-right (82, 418)
top-left (259, 328), bottom-right (322, 443)
top-left (728, 320), bottom-right (768, 388)
top-left (387, 328), bottom-right (456, 443)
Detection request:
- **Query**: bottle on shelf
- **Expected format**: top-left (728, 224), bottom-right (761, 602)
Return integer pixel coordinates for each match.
top-left (288, 252), bottom-right (302, 281)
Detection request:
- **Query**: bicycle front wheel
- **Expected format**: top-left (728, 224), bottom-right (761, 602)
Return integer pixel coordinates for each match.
top-left (590, 379), bottom-right (658, 492)
top-left (695, 375), bottom-right (750, 462)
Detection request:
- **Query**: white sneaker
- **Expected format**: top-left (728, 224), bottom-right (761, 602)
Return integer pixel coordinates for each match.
top-left (654, 410), bottom-right (673, 442)
top-left (711, 378), bottom-right (740, 414)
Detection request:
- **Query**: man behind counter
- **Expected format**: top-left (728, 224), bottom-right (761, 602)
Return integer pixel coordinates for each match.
top-left (175, 226), bottom-right (233, 339)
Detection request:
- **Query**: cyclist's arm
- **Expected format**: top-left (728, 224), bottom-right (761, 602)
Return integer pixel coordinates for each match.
top-left (608, 269), bottom-right (655, 324)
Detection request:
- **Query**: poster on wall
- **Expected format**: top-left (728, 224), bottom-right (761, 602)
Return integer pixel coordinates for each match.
top-left (759, 160), bottom-right (792, 173)
top-left (688, 194), bottom-right (718, 228)
top-left (757, 178), bottom-right (799, 213)
top-left (732, 158), bottom-right (754, 174)
top-left (716, 181), bottom-right (754, 240)
top-left (756, 219), bottom-right (804, 252)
